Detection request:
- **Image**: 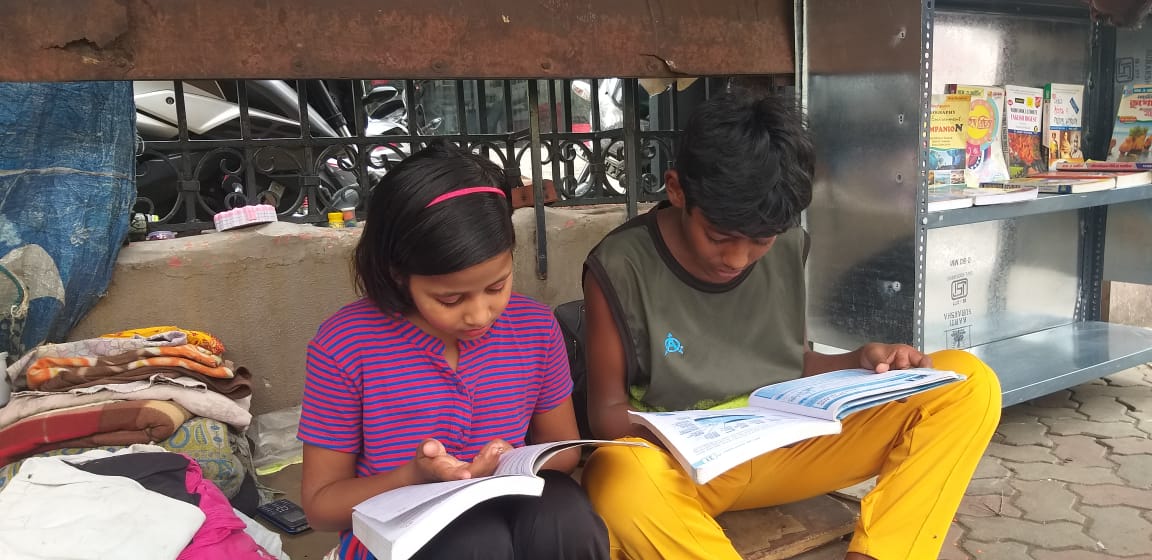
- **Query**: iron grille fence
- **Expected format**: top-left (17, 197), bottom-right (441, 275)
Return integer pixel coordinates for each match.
top-left (133, 76), bottom-right (781, 275)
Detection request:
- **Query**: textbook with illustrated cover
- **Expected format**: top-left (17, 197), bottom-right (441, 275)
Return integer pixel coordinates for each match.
top-left (629, 368), bottom-right (964, 484)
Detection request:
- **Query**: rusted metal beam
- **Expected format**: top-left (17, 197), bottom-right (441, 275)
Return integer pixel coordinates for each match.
top-left (0, 0), bottom-right (793, 82)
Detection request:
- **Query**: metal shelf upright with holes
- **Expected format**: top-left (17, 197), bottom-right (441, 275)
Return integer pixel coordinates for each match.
top-left (801, 0), bottom-right (1152, 407)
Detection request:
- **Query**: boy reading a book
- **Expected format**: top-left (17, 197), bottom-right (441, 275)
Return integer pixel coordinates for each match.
top-left (580, 92), bottom-right (1002, 560)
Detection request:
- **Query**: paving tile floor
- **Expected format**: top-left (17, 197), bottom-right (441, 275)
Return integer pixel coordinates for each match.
top-left (272, 364), bottom-right (1152, 559)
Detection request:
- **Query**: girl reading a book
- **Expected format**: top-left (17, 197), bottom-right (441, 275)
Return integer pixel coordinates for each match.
top-left (298, 141), bottom-right (609, 560)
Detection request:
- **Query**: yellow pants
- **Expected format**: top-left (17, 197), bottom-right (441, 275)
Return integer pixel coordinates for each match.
top-left (582, 350), bottom-right (1001, 560)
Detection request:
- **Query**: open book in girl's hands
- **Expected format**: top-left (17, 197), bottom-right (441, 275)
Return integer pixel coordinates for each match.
top-left (629, 368), bottom-right (964, 485)
top-left (351, 439), bottom-right (645, 560)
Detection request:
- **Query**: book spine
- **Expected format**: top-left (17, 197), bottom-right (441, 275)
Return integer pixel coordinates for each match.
top-left (1056, 161), bottom-right (1152, 170)
top-left (1037, 184), bottom-right (1073, 194)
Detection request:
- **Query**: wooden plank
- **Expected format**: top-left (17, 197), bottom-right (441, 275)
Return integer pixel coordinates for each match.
top-left (719, 495), bottom-right (860, 560)
top-left (0, 0), bottom-right (794, 81)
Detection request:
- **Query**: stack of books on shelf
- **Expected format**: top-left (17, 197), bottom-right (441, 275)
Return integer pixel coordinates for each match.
top-left (925, 80), bottom-right (1152, 212)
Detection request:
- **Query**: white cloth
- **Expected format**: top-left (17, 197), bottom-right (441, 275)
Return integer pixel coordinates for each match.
top-left (0, 375), bottom-right (251, 430)
top-left (0, 453), bottom-right (206, 560)
top-left (233, 508), bottom-right (290, 560)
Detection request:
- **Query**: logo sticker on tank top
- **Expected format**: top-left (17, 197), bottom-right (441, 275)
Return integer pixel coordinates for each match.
top-left (664, 332), bottom-right (685, 356)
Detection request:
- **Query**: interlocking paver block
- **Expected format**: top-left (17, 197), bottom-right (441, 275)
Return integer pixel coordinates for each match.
top-left (1010, 462), bottom-right (1124, 485)
top-left (937, 523), bottom-right (971, 560)
top-left (1113, 454), bottom-right (1152, 488)
top-left (960, 517), bottom-right (1096, 549)
top-left (1118, 394), bottom-right (1152, 413)
top-left (1105, 367), bottom-right (1152, 387)
top-left (1081, 505), bottom-right (1152, 557)
top-left (972, 457), bottom-right (1010, 479)
top-left (1018, 405), bottom-right (1087, 420)
top-left (964, 477), bottom-right (1016, 497)
top-left (1075, 396), bottom-right (1135, 422)
top-left (1009, 480), bottom-right (1084, 523)
top-left (984, 442), bottom-right (1057, 463)
top-left (1069, 483), bottom-right (1152, 509)
top-left (1029, 389), bottom-right (1075, 408)
top-left (961, 540), bottom-right (1030, 559)
top-left (1101, 436), bottom-right (1152, 455)
top-left (1031, 550), bottom-right (1149, 560)
top-left (956, 493), bottom-right (1022, 519)
top-left (1049, 434), bottom-right (1114, 468)
top-left (996, 422), bottom-right (1053, 446)
top-left (1138, 418), bottom-right (1152, 436)
top-left (1071, 383), bottom-right (1138, 399)
top-left (1000, 407), bottom-right (1041, 423)
top-left (1042, 419), bottom-right (1145, 438)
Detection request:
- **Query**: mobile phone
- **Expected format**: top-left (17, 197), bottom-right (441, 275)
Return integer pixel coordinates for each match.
top-left (257, 498), bottom-right (311, 534)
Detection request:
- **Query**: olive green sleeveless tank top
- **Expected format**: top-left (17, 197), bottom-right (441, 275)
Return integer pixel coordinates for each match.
top-left (585, 206), bottom-right (808, 411)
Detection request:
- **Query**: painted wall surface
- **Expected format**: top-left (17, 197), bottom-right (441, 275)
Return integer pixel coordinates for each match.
top-left (69, 205), bottom-right (637, 414)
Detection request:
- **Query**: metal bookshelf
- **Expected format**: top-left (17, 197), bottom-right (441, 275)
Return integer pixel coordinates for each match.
top-left (927, 184), bottom-right (1152, 229)
top-left (803, 0), bottom-right (1152, 406)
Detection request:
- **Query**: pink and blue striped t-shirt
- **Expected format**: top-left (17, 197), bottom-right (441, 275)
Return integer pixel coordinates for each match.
top-left (298, 293), bottom-right (573, 560)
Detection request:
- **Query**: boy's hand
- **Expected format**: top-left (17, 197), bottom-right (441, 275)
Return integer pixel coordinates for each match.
top-left (410, 438), bottom-right (512, 483)
top-left (859, 343), bottom-right (932, 373)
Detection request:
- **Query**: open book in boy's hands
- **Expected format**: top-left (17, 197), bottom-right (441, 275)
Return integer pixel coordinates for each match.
top-left (351, 439), bottom-right (644, 560)
top-left (629, 368), bottom-right (964, 485)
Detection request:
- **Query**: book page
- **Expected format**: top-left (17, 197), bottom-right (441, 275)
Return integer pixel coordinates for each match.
top-left (494, 440), bottom-right (648, 477)
top-left (749, 368), bottom-right (962, 420)
top-left (354, 475), bottom-right (546, 560)
top-left (628, 408), bottom-right (841, 484)
top-left (493, 444), bottom-right (554, 477)
top-left (354, 478), bottom-right (488, 525)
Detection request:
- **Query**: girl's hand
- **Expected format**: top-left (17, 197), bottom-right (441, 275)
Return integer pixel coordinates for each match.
top-left (859, 343), bottom-right (932, 373)
top-left (410, 438), bottom-right (512, 483)
top-left (411, 439), bottom-right (473, 482)
top-left (464, 438), bottom-right (512, 478)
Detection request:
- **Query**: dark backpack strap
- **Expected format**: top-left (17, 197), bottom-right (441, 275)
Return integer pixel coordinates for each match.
top-left (554, 300), bottom-right (592, 438)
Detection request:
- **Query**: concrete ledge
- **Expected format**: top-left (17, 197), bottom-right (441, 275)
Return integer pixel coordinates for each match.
top-left (70, 222), bottom-right (362, 414)
top-left (70, 206), bottom-right (632, 414)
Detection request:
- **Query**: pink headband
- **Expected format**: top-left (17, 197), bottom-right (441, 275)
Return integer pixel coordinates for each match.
top-left (425, 186), bottom-right (506, 208)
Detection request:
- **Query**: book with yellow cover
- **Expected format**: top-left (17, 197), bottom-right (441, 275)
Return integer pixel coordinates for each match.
top-left (928, 93), bottom-right (970, 186)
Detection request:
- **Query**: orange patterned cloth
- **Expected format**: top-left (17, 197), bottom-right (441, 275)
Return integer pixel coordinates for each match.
top-left (101, 326), bottom-right (225, 356)
top-left (27, 344), bottom-right (235, 390)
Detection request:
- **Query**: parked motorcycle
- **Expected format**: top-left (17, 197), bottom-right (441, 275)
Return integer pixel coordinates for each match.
top-left (568, 78), bottom-right (651, 198)
top-left (134, 79), bottom-right (428, 225)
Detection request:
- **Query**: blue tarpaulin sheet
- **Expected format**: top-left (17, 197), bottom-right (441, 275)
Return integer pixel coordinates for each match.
top-left (0, 82), bottom-right (135, 357)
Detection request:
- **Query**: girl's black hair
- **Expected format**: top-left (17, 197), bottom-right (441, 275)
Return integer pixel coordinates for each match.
top-left (354, 140), bottom-right (515, 314)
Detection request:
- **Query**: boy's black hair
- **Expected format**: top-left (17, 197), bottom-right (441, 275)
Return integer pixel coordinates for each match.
top-left (674, 91), bottom-right (814, 238)
top-left (354, 140), bottom-right (515, 314)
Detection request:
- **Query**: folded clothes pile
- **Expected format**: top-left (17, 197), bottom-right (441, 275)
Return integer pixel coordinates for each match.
top-left (0, 326), bottom-right (264, 522)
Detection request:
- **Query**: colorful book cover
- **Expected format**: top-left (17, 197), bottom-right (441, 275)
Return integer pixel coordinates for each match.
top-left (1106, 84), bottom-right (1152, 162)
top-left (1004, 85), bottom-right (1046, 177)
top-left (927, 93), bottom-right (970, 186)
top-left (1043, 83), bottom-right (1085, 167)
top-left (946, 84), bottom-right (1010, 188)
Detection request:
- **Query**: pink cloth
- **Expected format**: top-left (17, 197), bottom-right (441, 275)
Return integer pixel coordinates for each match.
top-left (179, 456), bottom-right (277, 560)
